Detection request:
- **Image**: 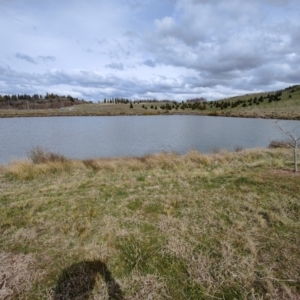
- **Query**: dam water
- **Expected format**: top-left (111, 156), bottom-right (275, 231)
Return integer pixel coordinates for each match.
top-left (1, 115), bottom-right (299, 164)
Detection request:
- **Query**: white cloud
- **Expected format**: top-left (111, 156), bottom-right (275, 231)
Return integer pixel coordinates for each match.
top-left (0, 0), bottom-right (299, 101)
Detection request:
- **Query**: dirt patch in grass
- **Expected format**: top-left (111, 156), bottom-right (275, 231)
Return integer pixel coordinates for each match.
top-left (0, 252), bottom-right (44, 299)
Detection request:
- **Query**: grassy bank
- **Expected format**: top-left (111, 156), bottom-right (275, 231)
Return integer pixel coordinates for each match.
top-left (1, 103), bottom-right (300, 120)
top-left (0, 149), bottom-right (300, 299)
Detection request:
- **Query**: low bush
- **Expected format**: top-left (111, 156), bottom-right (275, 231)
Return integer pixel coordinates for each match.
top-left (268, 140), bottom-right (291, 149)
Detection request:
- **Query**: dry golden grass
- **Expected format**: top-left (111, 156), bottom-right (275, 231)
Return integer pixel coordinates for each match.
top-left (0, 252), bottom-right (45, 299)
top-left (0, 148), bottom-right (299, 299)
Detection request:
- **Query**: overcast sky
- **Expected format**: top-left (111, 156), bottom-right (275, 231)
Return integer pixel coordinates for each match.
top-left (1, 0), bottom-right (300, 101)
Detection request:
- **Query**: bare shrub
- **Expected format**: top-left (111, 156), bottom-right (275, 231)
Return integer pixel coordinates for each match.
top-left (268, 140), bottom-right (291, 149)
top-left (272, 121), bottom-right (300, 172)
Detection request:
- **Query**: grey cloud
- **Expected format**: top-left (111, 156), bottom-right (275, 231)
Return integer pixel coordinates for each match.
top-left (204, 53), bottom-right (263, 75)
top-left (15, 53), bottom-right (38, 64)
top-left (83, 48), bottom-right (93, 53)
top-left (290, 27), bottom-right (300, 47)
top-left (141, 0), bottom-right (300, 94)
top-left (123, 30), bottom-right (140, 39)
top-left (38, 55), bottom-right (56, 63)
top-left (3, 0), bottom-right (300, 102)
top-left (0, 65), bottom-right (209, 100)
top-left (190, 0), bottom-right (292, 6)
top-left (43, 69), bottom-right (139, 90)
top-left (153, 16), bottom-right (203, 47)
top-left (103, 45), bottom-right (131, 61)
top-left (2, 0), bottom-right (300, 101)
top-left (143, 59), bottom-right (156, 67)
top-left (190, 0), bottom-right (217, 3)
top-left (2, 64), bottom-right (299, 101)
top-left (263, 0), bottom-right (293, 5)
top-left (127, 0), bottom-right (142, 10)
top-left (105, 62), bottom-right (124, 70)
top-left (152, 1), bottom-right (261, 47)
top-left (97, 39), bottom-right (107, 45)
top-left (15, 53), bottom-right (56, 64)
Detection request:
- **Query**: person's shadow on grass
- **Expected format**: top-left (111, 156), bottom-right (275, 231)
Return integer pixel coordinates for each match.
top-left (53, 260), bottom-right (124, 300)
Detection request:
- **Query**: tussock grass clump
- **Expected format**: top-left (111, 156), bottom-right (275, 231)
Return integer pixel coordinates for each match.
top-left (0, 148), bottom-right (299, 299)
top-left (3, 159), bottom-right (73, 180)
top-left (184, 150), bottom-right (213, 166)
top-left (28, 147), bottom-right (68, 164)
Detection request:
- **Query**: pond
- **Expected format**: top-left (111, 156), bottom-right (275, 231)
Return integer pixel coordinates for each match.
top-left (0, 115), bottom-right (299, 164)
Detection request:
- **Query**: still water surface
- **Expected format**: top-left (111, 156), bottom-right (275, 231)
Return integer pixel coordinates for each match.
top-left (1, 115), bottom-right (299, 164)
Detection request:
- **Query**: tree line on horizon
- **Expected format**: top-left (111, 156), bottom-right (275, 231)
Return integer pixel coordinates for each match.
top-left (0, 93), bottom-right (90, 109)
top-left (102, 97), bottom-right (207, 104)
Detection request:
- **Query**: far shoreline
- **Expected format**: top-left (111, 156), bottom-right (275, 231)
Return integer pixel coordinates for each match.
top-left (0, 110), bottom-right (300, 120)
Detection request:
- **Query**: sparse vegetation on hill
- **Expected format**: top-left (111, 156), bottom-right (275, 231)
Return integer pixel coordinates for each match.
top-left (0, 85), bottom-right (299, 119)
top-left (208, 85), bottom-right (300, 119)
top-left (1, 148), bottom-right (299, 299)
